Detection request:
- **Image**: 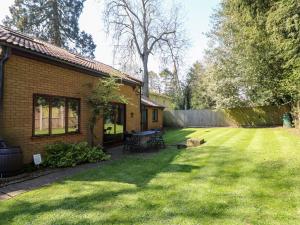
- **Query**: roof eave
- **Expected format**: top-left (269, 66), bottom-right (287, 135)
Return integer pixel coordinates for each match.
top-left (141, 101), bottom-right (165, 109)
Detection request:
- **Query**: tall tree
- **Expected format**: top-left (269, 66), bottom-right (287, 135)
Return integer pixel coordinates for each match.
top-left (201, 0), bottom-right (298, 108)
top-left (104, 0), bottom-right (187, 97)
top-left (266, 0), bottom-right (300, 101)
top-left (3, 0), bottom-right (96, 58)
top-left (160, 68), bottom-right (184, 109)
top-left (183, 61), bottom-right (214, 109)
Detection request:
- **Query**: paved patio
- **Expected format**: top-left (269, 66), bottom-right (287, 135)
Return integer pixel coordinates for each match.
top-left (0, 146), bottom-right (125, 201)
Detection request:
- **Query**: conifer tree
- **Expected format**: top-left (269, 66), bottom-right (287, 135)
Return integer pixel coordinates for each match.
top-left (3, 0), bottom-right (96, 58)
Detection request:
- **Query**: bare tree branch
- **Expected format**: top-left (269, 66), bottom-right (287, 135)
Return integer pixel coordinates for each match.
top-left (103, 0), bottom-right (187, 97)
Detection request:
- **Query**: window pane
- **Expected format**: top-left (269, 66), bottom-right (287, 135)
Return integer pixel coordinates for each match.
top-left (51, 97), bottom-right (66, 134)
top-left (34, 96), bottom-right (49, 135)
top-left (68, 99), bottom-right (80, 133)
top-left (152, 109), bottom-right (158, 121)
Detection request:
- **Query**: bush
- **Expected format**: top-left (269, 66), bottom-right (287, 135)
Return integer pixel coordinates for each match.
top-left (43, 142), bottom-right (110, 168)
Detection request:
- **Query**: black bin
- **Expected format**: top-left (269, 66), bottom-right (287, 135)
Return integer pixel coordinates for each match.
top-left (0, 139), bottom-right (23, 177)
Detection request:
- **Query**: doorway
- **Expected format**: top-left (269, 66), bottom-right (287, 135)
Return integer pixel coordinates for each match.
top-left (103, 103), bottom-right (126, 145)
top-left (141, 106), bottom-right (148, 131)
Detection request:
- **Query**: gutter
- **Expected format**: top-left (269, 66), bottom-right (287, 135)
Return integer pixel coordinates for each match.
top-left (0, 46), bottom-right (10, 106)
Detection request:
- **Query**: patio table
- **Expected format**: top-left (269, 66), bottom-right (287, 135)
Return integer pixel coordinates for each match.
top-left (132, 130), bottom-right (158, 148)
top-left (124, 130), bottom-right (165, 151)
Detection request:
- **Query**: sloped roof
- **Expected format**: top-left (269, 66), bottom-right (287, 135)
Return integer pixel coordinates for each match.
top-left (0, 26), bottom-right (142, 85)
top-left (141, 96), bottom-right (165, 108)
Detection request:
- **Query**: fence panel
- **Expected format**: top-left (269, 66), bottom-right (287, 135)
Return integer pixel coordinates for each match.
top-left (163, 105), bottom-right (290, 128)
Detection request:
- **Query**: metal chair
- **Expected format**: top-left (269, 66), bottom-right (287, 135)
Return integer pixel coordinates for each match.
top-left (123, 133), bottom-right (138, 152)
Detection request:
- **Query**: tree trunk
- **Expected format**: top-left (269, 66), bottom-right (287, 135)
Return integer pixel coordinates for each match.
top-left (51, 0), bottom-right (62, 47)
top-left (297, 100), bottom-right (300, 129)
top-left (89, 124), bottom-right (95, 147)
top-left (142, 56), bottom-right (149, 97)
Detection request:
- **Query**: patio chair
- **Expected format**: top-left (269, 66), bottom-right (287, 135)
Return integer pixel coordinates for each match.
top-left (123, 133), bottom-right (138, 152)
top-left (154, 132), bottom-right (166, 149)
top-left (147, 132), bottom-right (166, 149)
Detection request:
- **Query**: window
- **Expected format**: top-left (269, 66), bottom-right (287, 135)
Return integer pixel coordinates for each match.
top-left (67, 99), bottom-right (80, 133)
top-left (33, 94), bottom-right (80, 136)
top-left (51, 97), bottom-right (66, 135)
top-left (152, 109), bottom-right (158, 122)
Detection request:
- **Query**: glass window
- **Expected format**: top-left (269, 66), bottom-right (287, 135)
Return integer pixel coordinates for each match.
top-left (34, 96), bottom-right (50, 135)
top-left (33, 95), bottom-right (80, 136)
top-left (51, 97), bottom-right (66, 135)
top-left (68, 99), bottom-right (80, 133)
top-left (152, 109), bottom-right (158, 122)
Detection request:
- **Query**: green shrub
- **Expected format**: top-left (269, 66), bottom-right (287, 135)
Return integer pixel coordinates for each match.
top-left (43, 142), bottom-right (110, 168)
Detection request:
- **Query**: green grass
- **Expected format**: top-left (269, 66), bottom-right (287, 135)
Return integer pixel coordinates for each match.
top-left (1, 128), bottom-right (300, 224)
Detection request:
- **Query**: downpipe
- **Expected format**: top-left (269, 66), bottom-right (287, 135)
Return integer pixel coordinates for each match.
top-left (0, 45), bottom-right (10, 107)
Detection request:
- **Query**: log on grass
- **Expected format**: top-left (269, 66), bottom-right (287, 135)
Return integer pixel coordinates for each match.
top-left (176, 138), bottom-right (205, 149)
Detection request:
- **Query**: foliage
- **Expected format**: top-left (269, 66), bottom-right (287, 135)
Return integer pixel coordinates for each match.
top-left (159, 68), bottom-right (184, 109)
top-left (43, 142), bottom-right (110, 168)
top-left (103, 0), bottom-right (187, 97)
top-left (87, 76), bottom-right (128, 146)
top-left (193, 0), bottom-right (300, 108)
top-left (183, 61), bottom-right (215, 109)
top-left (265, 0), bottom-right (300, 101)
top-left (3, 0), bottom-right (96, 58)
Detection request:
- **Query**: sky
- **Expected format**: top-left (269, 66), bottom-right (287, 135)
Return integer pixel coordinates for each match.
top-left (0, 0), bottom-right (220, 77)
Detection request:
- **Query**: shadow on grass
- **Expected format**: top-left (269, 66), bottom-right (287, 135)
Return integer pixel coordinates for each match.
top-left (163, 128), bottom-right (197, 145)
top-left (1, 140), bottom-right (300, 224)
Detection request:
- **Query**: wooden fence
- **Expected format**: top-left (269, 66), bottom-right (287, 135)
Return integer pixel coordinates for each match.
top-left (163, 105), bottom-right (290, 128)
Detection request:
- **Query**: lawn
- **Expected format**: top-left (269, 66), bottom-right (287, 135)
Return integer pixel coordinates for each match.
top-left (1, 128), bottom-right (300, 225)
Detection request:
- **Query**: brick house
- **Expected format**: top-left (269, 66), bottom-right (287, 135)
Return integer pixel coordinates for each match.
top-left (141, 97), bottom-right (165, 131)
top-left (0, 26), bottom-right (164, 164)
